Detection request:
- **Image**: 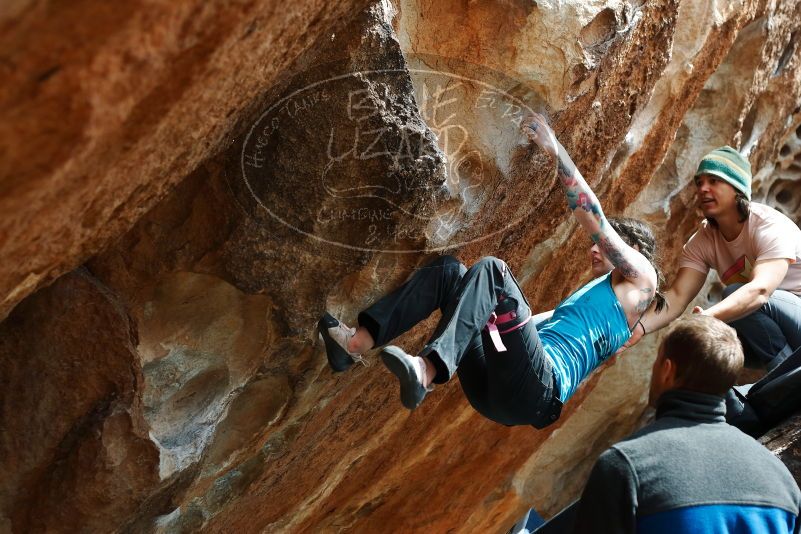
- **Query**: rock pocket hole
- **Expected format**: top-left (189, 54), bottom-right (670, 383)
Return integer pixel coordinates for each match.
top-left (776, 189), bottom-right (793, 205)
top-left (768, 180), bottom-right (801, 218)
top-left (579, 8), bottom-right (617, 48)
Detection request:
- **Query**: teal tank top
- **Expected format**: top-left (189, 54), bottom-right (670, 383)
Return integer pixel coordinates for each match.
top-left (537, 273), bottom-right (631, 402)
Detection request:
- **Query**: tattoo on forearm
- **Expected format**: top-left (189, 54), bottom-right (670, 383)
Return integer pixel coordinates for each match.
top-left (556, 152), bottom-right (642, 281)
top-left (557, 155), bottom-right (601, 218)
top-left (598, 236), bottom-right (639, 279)
top-left (557, 158), bottom-right (574, 179)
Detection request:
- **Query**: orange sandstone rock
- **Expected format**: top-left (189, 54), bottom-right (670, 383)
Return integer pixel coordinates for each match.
top-left (1, 0), bottom-right (801, 532)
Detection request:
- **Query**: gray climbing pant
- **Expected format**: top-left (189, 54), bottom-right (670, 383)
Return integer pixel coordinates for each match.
top-left (358, 255), bottom-right (562, 428)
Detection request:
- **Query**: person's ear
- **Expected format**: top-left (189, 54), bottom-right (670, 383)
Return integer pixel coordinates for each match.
top-left (662, 356), bottom-right (677, 389)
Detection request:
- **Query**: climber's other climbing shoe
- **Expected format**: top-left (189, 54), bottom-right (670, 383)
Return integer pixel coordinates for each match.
top-left (380, 345), bottom-right (430, 410)
top-left (317, 312), bottom-right (363, 372)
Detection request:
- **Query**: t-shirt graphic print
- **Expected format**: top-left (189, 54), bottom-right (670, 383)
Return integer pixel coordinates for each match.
top-left (721, 255), bottom-right (754, 285)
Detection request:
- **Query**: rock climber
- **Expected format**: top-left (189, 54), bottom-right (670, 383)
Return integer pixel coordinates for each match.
top-left (317, 113), bottom-right (665, 428)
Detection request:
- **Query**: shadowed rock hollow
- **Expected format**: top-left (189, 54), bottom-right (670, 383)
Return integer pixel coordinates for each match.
top-left (2, 0), bottom-right (801, 532)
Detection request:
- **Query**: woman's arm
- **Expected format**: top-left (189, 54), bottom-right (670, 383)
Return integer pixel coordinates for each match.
top-left (524, 114), bottom-right (654, 286)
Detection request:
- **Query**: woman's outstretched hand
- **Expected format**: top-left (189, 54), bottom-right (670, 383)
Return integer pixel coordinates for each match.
top-left (522, 113), bottom-right (559, 157)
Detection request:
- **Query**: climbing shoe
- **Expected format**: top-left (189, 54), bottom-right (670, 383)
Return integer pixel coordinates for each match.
top-left (380, 345), bottom-right (431, 410)
top-left (317, 312), bottom-right (364, 372)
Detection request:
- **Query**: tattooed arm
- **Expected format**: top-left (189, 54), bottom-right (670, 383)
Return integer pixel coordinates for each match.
top-left (524, 114), bottom-right (655, 289)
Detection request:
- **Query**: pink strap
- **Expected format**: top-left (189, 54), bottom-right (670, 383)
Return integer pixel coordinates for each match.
top-left (485, 261), bottom-right (515, 352)
top-left (498, 315), bottom-right (532, 334)
top-left (486, 312), bottom-right (507, 352)
top-left (485, 310), bottom-right (532, 352)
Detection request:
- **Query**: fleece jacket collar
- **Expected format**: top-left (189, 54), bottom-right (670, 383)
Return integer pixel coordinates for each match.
top-left (655, 389), bottom-right (727, 424)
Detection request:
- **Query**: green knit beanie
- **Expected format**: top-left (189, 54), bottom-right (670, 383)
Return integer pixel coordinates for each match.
top-left (694, 146), bottom-right (752, 200)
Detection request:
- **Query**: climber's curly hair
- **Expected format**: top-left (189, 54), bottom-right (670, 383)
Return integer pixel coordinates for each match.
top-left (608, 217), bottom-right (667, 313)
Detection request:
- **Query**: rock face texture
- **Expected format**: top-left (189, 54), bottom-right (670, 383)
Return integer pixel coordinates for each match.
top-left (0, 0), bottom-right (375, 321)
top-left (2, 0), bottom-right (801, 532)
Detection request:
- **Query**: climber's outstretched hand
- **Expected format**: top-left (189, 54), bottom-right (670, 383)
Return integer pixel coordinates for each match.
top-left (522, 113), bottom-right (559, 157)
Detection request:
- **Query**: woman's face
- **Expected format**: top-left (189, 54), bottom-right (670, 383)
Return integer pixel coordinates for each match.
top-left (589, 242), bottom-right (615, 277)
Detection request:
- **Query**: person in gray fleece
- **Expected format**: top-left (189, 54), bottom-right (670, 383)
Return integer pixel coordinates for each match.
top-left (573, 314), bottom-right (801, 533)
